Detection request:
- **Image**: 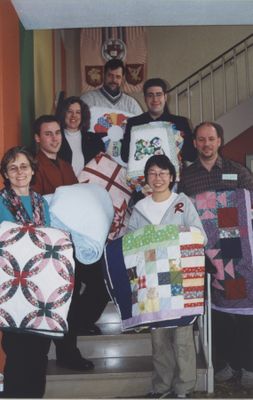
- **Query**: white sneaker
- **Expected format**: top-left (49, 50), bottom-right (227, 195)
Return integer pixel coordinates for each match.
top-left (241, 368), bottom-right (253, 389)
top-left (215, 364), bottom-right (235, 382)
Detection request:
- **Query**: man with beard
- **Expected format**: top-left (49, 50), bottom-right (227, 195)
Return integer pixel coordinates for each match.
top-left (81, 59), bottom-right (142, 115)
top-left (178, 121), bottom-right (253, 389)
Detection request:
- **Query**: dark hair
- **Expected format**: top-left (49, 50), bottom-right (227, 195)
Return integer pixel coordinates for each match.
top-left (0, 146), bottom-right (37, 187)
top-left (104, 59), bottom-right (125, 76)
top-left (193, 121), bottom-right (224, 143)
top-left (33, 115), bottom-right (60, 136)
top-left (143, 78), bottom-right (168, 96)
top-left (56, 96), bottom-right (90, 132)
top-left (144, 154), bottom-right (176, 190)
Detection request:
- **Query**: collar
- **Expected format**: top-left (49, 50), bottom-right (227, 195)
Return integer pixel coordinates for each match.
top-left (196, 155), bottom-right (223, 170)
top-left (146, 108), bottom-right (170, 122)
top-left (100, 86), bottom-right (122, 105)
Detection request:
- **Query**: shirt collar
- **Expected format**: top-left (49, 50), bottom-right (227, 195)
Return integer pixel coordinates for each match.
top-left (196, 155), bottom-right (222, 170)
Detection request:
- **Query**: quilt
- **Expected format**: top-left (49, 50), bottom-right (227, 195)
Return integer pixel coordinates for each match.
top-left (104, 224), bottom-right (205, 330)
top-left (90, 106), bottom-right (134, 165)
top-left (191, 189), bottom-right (253, 309)
top-left (0, 221), bottom-right (74, 336)
top-left (127, 121), bottom-right (184, 191)
top-left (49, 183), bottom-right (114, 264)
top-left (78, 153), bottom-right (133, 240)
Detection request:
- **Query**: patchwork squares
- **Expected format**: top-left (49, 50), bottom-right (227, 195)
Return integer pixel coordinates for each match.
top-left (191, 189), bottom-right (253, 310)
top-left (104, 224), bottom-right (205, 330)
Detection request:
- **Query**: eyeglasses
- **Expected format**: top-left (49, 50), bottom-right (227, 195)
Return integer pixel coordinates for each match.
top-left (148, 171), bottom-right (170, 179)
top-left (7, 164), bottom-right (31, 175)
top-left (145, 92), bottom-right (164, 99)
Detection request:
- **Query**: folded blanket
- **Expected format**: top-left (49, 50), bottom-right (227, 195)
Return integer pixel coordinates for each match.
top-left (0, 221), bottom-right (74, 336)
top-left (78, 153), bottom-right (133, 240)
top-left (104, 224), bottom-right (205, 330)
top-left (49, 183), bottom-right (114, 264)
top-left (127, 121), bottom-right (183, 191)
top-left (191, 189), bottom-right (253, 310)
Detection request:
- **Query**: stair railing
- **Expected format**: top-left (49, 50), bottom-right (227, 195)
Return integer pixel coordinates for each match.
top-left (168, 34), bottom-right (253, 127)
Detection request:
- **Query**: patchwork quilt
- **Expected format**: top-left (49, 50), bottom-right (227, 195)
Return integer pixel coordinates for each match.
top-left (104, 224), bottom-right (205, 330)
top-left (191, 189), bottom-right (253, 309)
top-left (0, 221), bottom-right (75, 336)
top-left (49, 183), bottom-right (114, 264)
top-left (78, 153), bottom-right (133, 240)
top-left (127, 121), bottom-right (184, 191)
top-left (89, 106), bottom-right (134, 165)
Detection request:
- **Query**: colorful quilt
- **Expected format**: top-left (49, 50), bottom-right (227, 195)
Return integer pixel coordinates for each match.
top-left (191, 189), bottom-right (253, 309)
top-left (49, 183), bottom-right (114, 264)
top-left (0, 221), bottom-right (75, 336)
top-left (104, 224), bottom-right (205, 330)
top-left (127, 121), bottom-right (184, 191)
top-left (78, 153), bottom-right (133, 240)
top-left (89, 106), bottom-right (134, 165)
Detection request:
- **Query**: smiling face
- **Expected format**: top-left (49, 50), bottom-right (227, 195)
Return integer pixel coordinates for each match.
top-left (194, 124), bottom-right (221, 162)
top-left (147, 165), bottom-right (172, 201)
top-left (144, 86), bottom-right (167, 119)
top-left (65, 102), bottom-right (82, 132)
top-left (5, 153), bottom-right (34, 195)
top-left (35, 121), bottom-right (62, 159)
top-left (104, 67), bottom-right (123, 92)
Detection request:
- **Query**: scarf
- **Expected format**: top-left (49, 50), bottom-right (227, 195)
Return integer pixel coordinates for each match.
top-left (0, 187), bottom-right (46, 226)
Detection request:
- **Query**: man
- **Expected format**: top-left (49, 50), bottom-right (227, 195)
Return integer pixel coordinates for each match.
top-left (81, 58), bottom-right (142, 115)
top-left (178, 121), bottom-right (253, 388)
top-left (121, 77), bottom-right (197, 164)
top-left (32, 114), bottom-right (94, 371)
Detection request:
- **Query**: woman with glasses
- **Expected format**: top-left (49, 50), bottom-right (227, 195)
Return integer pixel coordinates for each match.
top-left (0, 146), bottom-right (51, 398)
top-left (127, 154), bottom-right (206, 399)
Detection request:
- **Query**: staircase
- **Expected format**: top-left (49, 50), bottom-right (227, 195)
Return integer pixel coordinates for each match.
top-left (45, 299), bottom-right (212, 398)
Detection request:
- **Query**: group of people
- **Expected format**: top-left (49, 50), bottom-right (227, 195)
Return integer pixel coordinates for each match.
top-left (0, 56), bottom-right (252, 399)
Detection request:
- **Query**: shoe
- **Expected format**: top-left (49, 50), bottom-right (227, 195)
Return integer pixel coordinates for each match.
top-left (166, 393), bottom-right (190, 399)
top-left (215, 363), bottom-right (235, 382)
top-left (145, 391), bottom-right (172, 398)
top-left (241, 368), bottom-right (253, 389)
top-left (77, 324), bottom-right (102, 335)
top-left (56, 356), bottom-right (94, 371)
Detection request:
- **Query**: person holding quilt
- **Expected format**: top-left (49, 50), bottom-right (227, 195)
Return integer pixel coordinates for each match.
top-left (178, 121), bottom-right (253, 389)
top-left (0, 146), bottom-right (51, 398)
top-left (127, 154), bottom-right (207, 399)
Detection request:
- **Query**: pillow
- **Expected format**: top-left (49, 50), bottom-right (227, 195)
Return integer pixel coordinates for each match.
top-left (78, 153), bottom-right (133, 240)
top-left (127, 121), bottom-right (183, 191)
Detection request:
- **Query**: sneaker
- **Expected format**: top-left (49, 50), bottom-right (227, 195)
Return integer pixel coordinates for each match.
top-left (215, 363), bottom-right (235, 382)
top-left (145, 391), bottom-right (172, 398)
top-left (241, 368), bottom-right (253, 389)
top-left (166, 393), bottom-right (190, 399)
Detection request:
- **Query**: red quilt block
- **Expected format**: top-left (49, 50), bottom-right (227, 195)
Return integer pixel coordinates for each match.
top-left (217, 207), bottom-right (238, 228)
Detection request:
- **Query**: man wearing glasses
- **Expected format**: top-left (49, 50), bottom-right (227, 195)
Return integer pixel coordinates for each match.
top-left (121, 78), bottom-right (196, 164)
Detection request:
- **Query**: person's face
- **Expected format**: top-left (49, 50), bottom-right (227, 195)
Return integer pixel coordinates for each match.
top-left (35, 121), bottom-right (62, 159)
top-left (145, 86), bottom-right (167, 118)
top-left (104, 67), bottom-right (123, 92)
top-left (194, 125), bottom-right (221, 161)
top-left (4, 153), bottom-right (34, 195)
top-left (147, 165), bottom-right (172, 195)
top-left (65, 102), bottom-right (82, 132)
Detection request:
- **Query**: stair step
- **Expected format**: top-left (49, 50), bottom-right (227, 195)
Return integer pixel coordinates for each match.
top-left (45, 353), bottom-right (208, 398)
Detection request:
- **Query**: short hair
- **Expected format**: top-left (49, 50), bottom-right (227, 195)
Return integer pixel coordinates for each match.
top-left (56, 96), bottom-right (90, 132)
top-left (104, 59), bottom-right (125, 76)
top-left (144, 154), bottom-right (176, 190)
top-left (0, 146), bottom-right (37, 187)
top-left (33, 115), bottom-right (60, 136)
top-left (193, 121), bottom-right (224, 142)
top-left (143, 78), bottom-right (168, 96)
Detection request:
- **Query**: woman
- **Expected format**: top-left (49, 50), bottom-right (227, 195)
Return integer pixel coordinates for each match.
top-left (57, 96), bottom-right (109, 335)
top-left (128, 154), bottom-right (207, 399)
top-left (0, 146), bottom-right (51, 398)
top-left (57, 96), bottom-right (105, 176)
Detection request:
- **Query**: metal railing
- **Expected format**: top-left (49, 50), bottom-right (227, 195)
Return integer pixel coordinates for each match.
top-left (168, 34), bottom-right (253, 127)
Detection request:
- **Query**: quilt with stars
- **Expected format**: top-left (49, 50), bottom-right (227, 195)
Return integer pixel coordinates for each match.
top-left (191, 188), bottom-right (253, 309)
top-left (0, 221), bottom-right (75, 336)
top-left (78, 153), bottom-right (133, 240)
top-left (104, 224), bottom-right (205, 330)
